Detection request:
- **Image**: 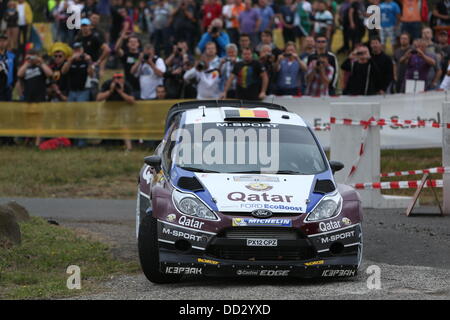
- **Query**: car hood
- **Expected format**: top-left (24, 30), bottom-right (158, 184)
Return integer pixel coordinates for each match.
top-left (194, 173), bottom-right (315, 214)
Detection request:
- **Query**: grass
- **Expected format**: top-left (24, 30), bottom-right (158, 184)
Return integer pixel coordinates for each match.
top-left (0, 216), bottom-right (139, 299)
top-left (0, 146), bottom-right (444, 204)
top-left (0, 145), bottom-right (150, 199)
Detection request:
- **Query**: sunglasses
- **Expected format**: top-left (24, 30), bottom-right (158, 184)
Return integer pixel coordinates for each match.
top-left (316, 40), bottom-right (327, 43)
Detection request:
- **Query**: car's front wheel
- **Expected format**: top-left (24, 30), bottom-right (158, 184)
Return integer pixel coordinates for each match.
top-left (138, 215), bottom-right (182, 284)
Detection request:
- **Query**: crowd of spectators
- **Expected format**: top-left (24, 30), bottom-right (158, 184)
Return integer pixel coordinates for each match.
top-left (1, 0), bottom-right (450, 104)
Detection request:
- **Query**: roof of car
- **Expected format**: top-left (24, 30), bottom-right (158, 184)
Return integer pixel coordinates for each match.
top-left (164, 100), bottom-right (306, 131)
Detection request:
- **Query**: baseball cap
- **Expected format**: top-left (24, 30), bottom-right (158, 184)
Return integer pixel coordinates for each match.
top-left (113, 72), bottom-right (124, 78)
top-left (81, 18), bottom-right (91, 26)
top-left (72, 42), bottom-right (83, 49)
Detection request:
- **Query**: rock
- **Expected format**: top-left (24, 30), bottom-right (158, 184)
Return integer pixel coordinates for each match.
top-left (5, 201), bottom-right (30, 222)
top-left (0, 205), bottom-right (21, 248)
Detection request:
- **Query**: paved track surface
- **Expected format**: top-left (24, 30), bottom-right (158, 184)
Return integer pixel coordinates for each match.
top-left (3, 197), bottom-right (450, 299)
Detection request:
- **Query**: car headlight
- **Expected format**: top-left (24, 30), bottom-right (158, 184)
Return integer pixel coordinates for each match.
top-left (305, 192), bottom-right (342, 222)
top-left (172, 189), bottom-right (218, 220)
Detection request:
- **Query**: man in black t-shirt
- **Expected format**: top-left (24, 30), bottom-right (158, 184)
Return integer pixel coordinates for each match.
top-left (222, 47), bottom-right (268, 100)
top-left (73, 18), bottom-right (110, 80)
top-left (17, 50), bottom-right (53, 102)
top-left (61, 42), bottom-right (94, 101)
top-left (369, 36), bottom-right (394, 93)
top-left (97, 72), bottom-right (135, 103)
top-left (115, 33), bottom-right (142, 98)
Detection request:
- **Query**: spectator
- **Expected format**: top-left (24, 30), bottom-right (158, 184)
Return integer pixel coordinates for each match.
top-left (222, 47), bottom-right (268, 100)
top-left (228, 0), bottom-right (246, 45)
top-left (300, 36), bottom-right (315, 63)
top-left (256, 29), bottom-right (282, 56)
top-left (183, 59), bottom-right (221, 99)
top-left (16, 0), bottom-right (32, 53)
top-left (61, 42), bottom-right (94, 102)
top-left (74, 18), bottom-right (110, 80)
top-left (201, 0), bottom-right (222, 32)
top-left (197, 18), bottom-right (230, 58)
top-left (400, 39), bottom-right (437, 91)
top-left (89, 14), bottom-right (106, 43)
top-left (152, 0), bottom-right (173, 56)
top-left (278, 0), bottom-right (297, 44)
top-left (379, 0), bottom-right (401, 48)
top-left (219, 43), bottom-right (240, 97)
top-left (341, 44), bottom-right (382, 95)
top-left (295, 0), bottom-right (313, 38)
top-left (5, 0), bottom-right (19, 51)
top-left (56, 0), bottom-right (76, 44)
top-left (81, 0), bottom-right (99, 18)
top-left (164, 41), bottom-right (193, 98)
top-left (170, 0), bottom-right (198, 51)
top-left (48, 49), bottom-right (69, 102)
top-left (369, 36), bottom-right (394, 93)
top-left (155, 85), bottom-right (167, 99)
top-left (306, 53), bottom-right (334, 96)
top-left (393, 33), bottom-right (411, 92)
top-left (346, 0), bottom-right (365, 50)
top-left (131, 44), bottom-right (166, 100)
top-left (337, 0), bottom-right (352, 53)
top-left (239, 33), bottom-right (253, 51)
top-left (256, 0), bottom-right (274, 33)
top-left (258, 43), bottom-right (276, 94)
top-left (307, 35), bottom-right (339, 95)
top-left (238, 0), bottom-right (261, 48)
top-left (96, 72), bottom-right (135, 151)
top-left (274, 41), bottom-right (307, 95)
top-left (137, 1), bottom-right (153, 36)
top-left (437, 30), bottom-right (450, 80)
top-left (400, 0), bottom-right (422, 41)
top-left (17, 50), bottom-right (53, 102)
top-left (222, 0), bottom-right (236, 42)
top-left (422, 27), bottom-right (443, 89)
top-left (432, 0), bottom-right (450, 27)
top-left (312, 0), bottom-right (333, 39)
top-left (97, 72), bottom-right (135, 103)
top-left (0, 33), bottom-right (17, 101)
top-left (115, 33), bottom-right (142, 98)
top-left (110, 0), bottom-right (125, 47)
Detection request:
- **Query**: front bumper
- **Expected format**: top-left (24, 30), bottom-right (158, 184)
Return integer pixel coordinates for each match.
top-left (156, 219), bottom-right (362, 278)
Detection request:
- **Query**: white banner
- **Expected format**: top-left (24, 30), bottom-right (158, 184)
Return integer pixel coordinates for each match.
top-left (264, 92), bottom-right (446, 149)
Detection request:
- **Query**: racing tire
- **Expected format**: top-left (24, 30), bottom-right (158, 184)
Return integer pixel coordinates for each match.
top-left (138, 215), bottom-right (182, 284)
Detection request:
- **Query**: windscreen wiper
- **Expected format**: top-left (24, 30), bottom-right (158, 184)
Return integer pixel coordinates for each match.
top-left (178, 167), bottom-right (220, 173)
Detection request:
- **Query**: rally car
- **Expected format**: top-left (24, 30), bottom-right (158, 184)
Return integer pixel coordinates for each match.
top-left (136, 100), bottom-right (363, 283)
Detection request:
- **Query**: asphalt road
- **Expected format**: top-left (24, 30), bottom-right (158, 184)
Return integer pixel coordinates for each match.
top-left (3, 197), bottom-right (450, 300)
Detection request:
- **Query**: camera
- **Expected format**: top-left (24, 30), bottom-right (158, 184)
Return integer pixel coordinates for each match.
top-left (411, 49), bottom-right (418, 54)
top-left (143, 54), bottom-right (150, 61)
top-left (316, 61), bottom-right (322, 67)
top-left (80, 53), bottom-right (85, 60)
top-left (196, 61), bottom-right (206, 71)
top-left (211, 26), bottom-right (219, 34)
top-left (283, 53), bottom-right (292, 57)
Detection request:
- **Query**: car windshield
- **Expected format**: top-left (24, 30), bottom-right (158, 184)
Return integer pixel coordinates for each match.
top-left (168, 122), bottom-right (327, 175)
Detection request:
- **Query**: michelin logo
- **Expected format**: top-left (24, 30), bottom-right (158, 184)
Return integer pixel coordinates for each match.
top-left (232, 218), bottom-right (292, 227)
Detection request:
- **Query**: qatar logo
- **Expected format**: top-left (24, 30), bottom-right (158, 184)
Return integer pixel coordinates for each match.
top-left (251, 209), bottom-right (273, 218)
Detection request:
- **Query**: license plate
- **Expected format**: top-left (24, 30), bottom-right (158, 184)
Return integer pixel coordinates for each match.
top-left (246, 238), bottom-right (278, 247)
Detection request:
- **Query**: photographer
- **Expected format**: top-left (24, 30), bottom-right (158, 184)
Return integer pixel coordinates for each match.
top-left (219, 43), bottom-right (240, 98)
top-left (164, 41), bottom-right (193, 98)
top-left (115, 32), bottom-right (142, 98)
top-left (274, 42), bottom-right (307, 96)
top-left (61, 42), bottom-right (94, 102)
top-left (130, 44), bottom-right (166, 100)
top-left (399, 39), bottom-right (437, 91)
top-left (0, 33), bottom-right (17, 102)
top-left (183, 57), bottom-right (221, 99)
top-left (17, 50), bottom-right (53, 103)
top-left (258, 44), bottom-right (276, 95)
top-left (197, 18), bottom-right (230, 58)
top-left (305, 53), bottom-right (334, 96)
top-left (341, 44), bottom-right (382, 95)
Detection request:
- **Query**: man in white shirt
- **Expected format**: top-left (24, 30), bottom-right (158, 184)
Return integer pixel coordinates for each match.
top-left (131, 44), bottom-right (166, 100)
top-left (312, 0), bottom-right (333, 39)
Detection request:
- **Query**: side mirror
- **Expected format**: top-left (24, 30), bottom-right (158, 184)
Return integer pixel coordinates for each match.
top-left (329, 161), bottom-right (344, 174)
top-left (144, 155), bottom-right (162, 170)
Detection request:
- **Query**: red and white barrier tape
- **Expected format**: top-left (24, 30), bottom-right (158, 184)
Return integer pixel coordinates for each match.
top-left (330, 117), bottom-right (450, 129)
top-left (380, 166), bottom-right (450, 177)
top-left (351, 179), bottom-right (443, 190)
